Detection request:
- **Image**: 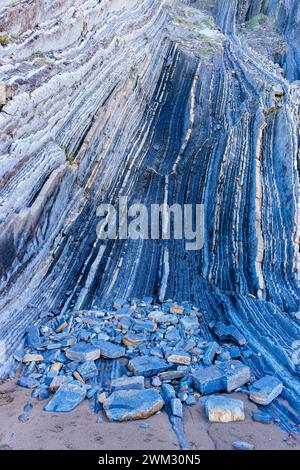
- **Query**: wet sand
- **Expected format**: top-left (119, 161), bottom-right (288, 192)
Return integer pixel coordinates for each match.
top-left (0, 379), bottom-right (299, 450)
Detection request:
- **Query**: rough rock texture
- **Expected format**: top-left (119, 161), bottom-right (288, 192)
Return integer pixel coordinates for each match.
top-left (0, 0), bottom-right (299, 425)
top-left (205, 395), bottom-right (245, 423)
top-left (103, 388), bottom-right (164, 421)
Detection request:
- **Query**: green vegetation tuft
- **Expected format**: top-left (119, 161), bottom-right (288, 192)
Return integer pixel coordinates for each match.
top-left (0, 34), bottom-right (14, 45)
top-left (66, 153), bottom-right (75, 165)
top-left (242, 13), bottom-right (267, 30)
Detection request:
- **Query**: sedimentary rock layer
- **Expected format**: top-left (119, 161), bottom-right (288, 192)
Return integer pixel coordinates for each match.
top-left (0, 0), bottom-right (299, 420)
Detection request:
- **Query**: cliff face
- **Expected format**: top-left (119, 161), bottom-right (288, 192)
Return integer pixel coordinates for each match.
top-left (0, 1), bottom-right (299, 416)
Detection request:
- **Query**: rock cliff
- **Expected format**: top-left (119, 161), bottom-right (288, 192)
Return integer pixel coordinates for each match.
top-left (0, 0), bottom-right (299, 422)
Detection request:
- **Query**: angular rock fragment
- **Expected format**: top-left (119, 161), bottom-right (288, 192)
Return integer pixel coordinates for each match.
top-left (31, 385), bottom-right (49, 401)
top-left (26, 326), bottom-right (41, 349)
top-left (77, 361), bottom-right (98, 380)
top-left (249, 375), bottom-right (283, 405)
top-left (180, 316), bottom-right (199, 332)
top-left (17, 377), bottom-right (40, 389)
top-left (170, 398), bottom-right (183, 418)
top-left (148, 311), bottom-right (178, 325)
top-left (205, 396), bottom-right (245, 423)
top-left (170, 305), bottom-right (185, 314)
top-left (128, 356), bottom-right (170, 377)
top-left (44, 383), bottom-right (86, 412)
top-left (192, 360), bottom-right (250, 394)
top-left (98, 392), bottom-right (106, 404)
top-left (103, 389), bottom-right (164, 421)
top-left (158, 368), bottom-right (189, 381)
top-left (251, 411), bottom-right (273, 424)
top-left (110, 375), bottom-right (144, 392)
top-left (66, 343), bottom-right (100, 362)
top-left (221, 360), bottom-right (251, 392)
top-left (133, 319), bottom-right (157, 333)
top-left (161, 383), bottom-right (176, 401)
top-left (203, 341), bottom-right (219, 366)
top-left (192, 364), bottom-right (224, 394)
top-left (166, 351), bottom-right (191, 365)
top-left (152, 377), bottom-right (162, 387)
top-left (214, 322), bottom-right (246, 346)
top-left (61, 336), bottom-right (76, 347)
top-left (48, 375), bottom-right (70, 392)
top-left (122, 332), bottom-right (146, 347)
top-left (233, 441), bottom-right (254, 450)
top-left (56, 320), bottom-right (68, 333)
top-left (273, 85), bottom-right (285, 97)
top-left (50, 362), bottom-right (62, 373)
top-left (23, 353), bottom-right (44, 363)
top-left (91, 339), bottom-right (125, 359)
top-left (165, 327), bottom-right (181, 342)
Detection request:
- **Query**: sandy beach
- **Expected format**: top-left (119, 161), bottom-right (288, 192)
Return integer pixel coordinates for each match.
top-left (1, 379), bottom-right (299, 451)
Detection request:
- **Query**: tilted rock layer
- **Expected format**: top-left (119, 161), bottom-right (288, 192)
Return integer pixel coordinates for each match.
top-left (0, 0), bottom-right (300, 418)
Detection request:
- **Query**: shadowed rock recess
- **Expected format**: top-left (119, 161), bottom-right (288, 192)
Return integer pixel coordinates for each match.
top-left (0, 0), bottom-right (300, 429)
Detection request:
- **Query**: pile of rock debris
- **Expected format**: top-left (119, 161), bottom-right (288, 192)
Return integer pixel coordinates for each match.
top-left (15, 298), bottom-right (283, 426)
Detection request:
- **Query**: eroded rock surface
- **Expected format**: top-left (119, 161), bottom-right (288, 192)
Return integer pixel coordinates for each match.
top-left (0, 0), bottom-right (300, 432)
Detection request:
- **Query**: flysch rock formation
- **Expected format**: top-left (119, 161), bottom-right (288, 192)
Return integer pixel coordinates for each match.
top-left (0, 0), bottom-right (300, 426)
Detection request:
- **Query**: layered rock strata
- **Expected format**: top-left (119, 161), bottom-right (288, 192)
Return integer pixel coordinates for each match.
top-left (0, 0), bottom-right (299, 423)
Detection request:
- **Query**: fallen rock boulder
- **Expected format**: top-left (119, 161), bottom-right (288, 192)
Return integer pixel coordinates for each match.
top-left (110, 375), bottom-right (144, 392)
top-left (44, 383), bottom-right (86, 412)
top-left (248, 375), bottom-right (283, 405)
top-left (128, 355), bottom-right (170, 377)
top-left (166, 350), bottom-right (191, 365)
top-left (213, 322), bottom-right (246, 346)
top-left (205, 395), bottom-right (245, 423)
top-left (91, 339), bottom-right (125, 359)
top-left (103, 389), bottom-right (164, 421)
top-left (65, 343), bottom-right (100, 362)
top-left (192, 360), bottom-right (251, 394)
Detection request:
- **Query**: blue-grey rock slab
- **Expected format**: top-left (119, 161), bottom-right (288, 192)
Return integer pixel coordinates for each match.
top-left (214, 322), bottom-right (246, 346)
top-left (26, 325), bottom-right (41, 349)
top-left (251, 411), bottom-right (273, 424)
top-left (31, 385), bottom-right (50, 401)
top-left (221, 360), bottom-right (251, 392)
top-left (248, 375), bottom-right (283, 405)
top-left (17, 376), bottom-right (40, 389)
top-left (65, 343), bottom-right (100, 362)
top-left (122, 332), bottom-right (146, 347)
top-left (103, 389), bottom-right (164, 421)
top-left (203, 341), bottom-right (219, 366)
top-left (110, 375), bottom-right (144, 392)
top-left (77, 360), bottom-right (98, 380)
top-left (165, 327), bottom-right (181, 342)
top-left (166, 350), bottom-right (191, 365)
top-left (233, 441), bottom-right (255, 450)
top-left (158, 367), bottom-right (189, 382)
top-left (186, 395), bottom-right (197, 406)
top-left (192, 364), bottom-right (224, 394)
top-left (91, 339), bottom-right (125, 359)
top-left (148, 311), bottom-right (178, 325)
top-left (133, 319), bottom-right (157, 332)
top-left (161, 383), bottom-right (176, 402)
top-left (128, 355), bottom-right (170, 377)
top-left (180, 316), bottom-right (199, 332)
top-left (192, 360), bottom-right (250, 394)
top-left (170, 398), bottom-right (183, 418)
top-left (205, 396), bottom-right (245, 422)
top-left (44, 383), bottom-right (86, 413)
